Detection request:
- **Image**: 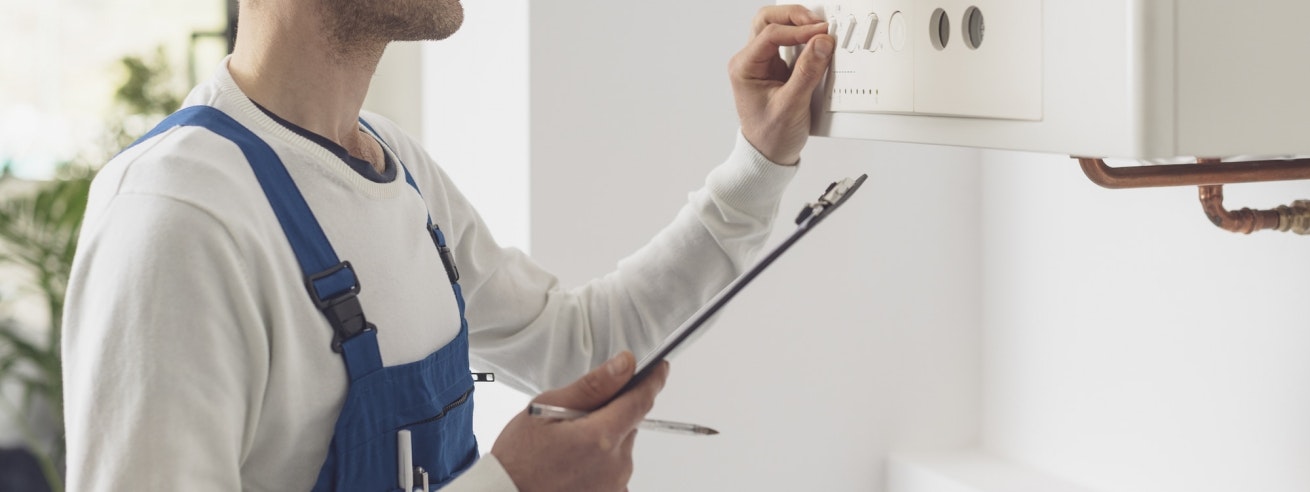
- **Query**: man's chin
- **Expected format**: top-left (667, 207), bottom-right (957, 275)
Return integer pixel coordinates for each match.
top-left (423, 2), bottom-right (464, 41)
top-left (410, 10), bottom-right (463, 41)
top-left (328, 0), bottom-right (464, 44)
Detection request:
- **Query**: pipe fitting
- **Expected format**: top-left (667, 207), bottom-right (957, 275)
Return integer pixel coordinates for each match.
top-left (1198, 184), bottom-right (1282, 234)
top-left (1276, 200), bottom-right (1310, 234)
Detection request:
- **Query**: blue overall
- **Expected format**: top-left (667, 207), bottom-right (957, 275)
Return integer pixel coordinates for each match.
top-left (134, 106), bottom-right (480, 490)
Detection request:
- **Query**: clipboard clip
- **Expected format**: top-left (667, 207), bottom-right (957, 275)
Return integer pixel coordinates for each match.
top-left (795, 174), bottom-right (868, 227)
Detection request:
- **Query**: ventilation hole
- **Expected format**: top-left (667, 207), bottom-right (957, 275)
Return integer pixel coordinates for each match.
top-left (964, 6), bottom-right (984, 49)
top-left (930, 8), bottom-right (950, 50)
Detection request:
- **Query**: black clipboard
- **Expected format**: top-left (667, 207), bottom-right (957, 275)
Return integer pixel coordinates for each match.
top-left (608, 174), bottom-right (868, 402)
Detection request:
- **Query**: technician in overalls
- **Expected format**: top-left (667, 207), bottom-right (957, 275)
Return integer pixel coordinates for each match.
top-left (61, 1), bottom-right (835, 490)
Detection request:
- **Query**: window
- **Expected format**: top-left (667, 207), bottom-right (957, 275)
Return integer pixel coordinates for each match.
top-left (0, 0), bottom-right (226, 178)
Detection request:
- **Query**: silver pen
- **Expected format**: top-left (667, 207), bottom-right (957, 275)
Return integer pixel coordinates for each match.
top-left (528, 403), bottom-right (719, 436)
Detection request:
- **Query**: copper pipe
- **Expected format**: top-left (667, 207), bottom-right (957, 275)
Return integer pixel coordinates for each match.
top-left (1076, 156), bottom-right (1310, 189)
top-left (1196, 159), bottom-right (1310, 235)
top-left (1198, 188), bottom-right (1278, 234)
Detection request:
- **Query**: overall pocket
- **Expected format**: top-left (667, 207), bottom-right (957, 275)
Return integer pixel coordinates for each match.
top-left (403, 386), bottom-right (479, 489)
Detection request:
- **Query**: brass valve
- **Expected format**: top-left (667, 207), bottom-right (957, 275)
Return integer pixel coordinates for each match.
top-left (1276, 200), bottom-right (1310, 235)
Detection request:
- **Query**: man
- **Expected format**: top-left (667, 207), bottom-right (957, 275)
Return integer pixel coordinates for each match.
top-left (62, 0), bottom-right (834, 489)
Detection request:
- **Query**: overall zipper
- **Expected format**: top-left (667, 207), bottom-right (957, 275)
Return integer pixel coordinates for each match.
top-left (400, 386), bottom-right (474, 429)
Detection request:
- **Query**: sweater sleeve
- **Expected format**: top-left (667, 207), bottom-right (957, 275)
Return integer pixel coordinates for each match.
top-left (62, 193), bottom-right (266, 491)
top-left (447, 132), bottom-right (797, 393)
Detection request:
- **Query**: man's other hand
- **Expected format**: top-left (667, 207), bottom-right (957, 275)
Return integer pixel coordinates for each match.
top-left (730, 5), bottom-right (834, 166)
top-left (491, 352), bottom-right (670, 492)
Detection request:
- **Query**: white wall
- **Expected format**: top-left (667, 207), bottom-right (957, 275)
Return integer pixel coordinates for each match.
top-left (527, 0), bottom-right (756, 268)
top-left (981, 150), bottom-right (1310, 492)
top-left (363, 42), bottom-right (425, 140)
top-left (418, 1), bottom-right (530, 252)
top-left (527, 1), bottom-right (983, 490)
top-left (620, 139), bottom-right (982, 491)
top-left (405, 0), bottom-right (984, 489)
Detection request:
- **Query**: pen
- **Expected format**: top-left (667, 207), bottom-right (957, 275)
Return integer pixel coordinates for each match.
top-left (397, 430), bottom-right (413, 491)
top-left (528, 403), bottom-right (719, 436)
top-left (413, 466), bottom-right (429, 492)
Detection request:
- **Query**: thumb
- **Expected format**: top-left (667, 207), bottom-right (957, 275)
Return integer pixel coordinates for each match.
top-left (534, 352), bottom-right (635, 411)
top-left (782, 34), bottom-right (834, 100)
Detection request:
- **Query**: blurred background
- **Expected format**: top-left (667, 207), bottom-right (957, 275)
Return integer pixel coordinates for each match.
top-left (0, 1), bottom-right (231, 490)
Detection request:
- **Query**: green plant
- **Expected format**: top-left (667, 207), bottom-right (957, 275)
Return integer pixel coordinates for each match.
top-left (0, 171), bottom-right (92, 492)
top-left (0, 46), bottom-right (182, 492)
top-left (116, 48), bottom-right (185, 117)
top-left (106, 47), bottom-right (187, 155)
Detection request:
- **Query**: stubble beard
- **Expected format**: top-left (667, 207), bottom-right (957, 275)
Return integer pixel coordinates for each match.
top-left (321, 0), bottom-right (464, 57)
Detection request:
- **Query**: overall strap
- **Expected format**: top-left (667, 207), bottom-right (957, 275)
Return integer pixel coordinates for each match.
top-left (133, 106), bottom-right (382, 377)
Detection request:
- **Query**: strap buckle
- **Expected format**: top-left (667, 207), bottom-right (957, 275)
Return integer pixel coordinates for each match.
top-left (428, 224), bottom-right (461, 283)
top-left (305, 261), bottom-right (376, 352)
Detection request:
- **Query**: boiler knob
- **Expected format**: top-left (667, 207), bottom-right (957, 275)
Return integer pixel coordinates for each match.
top-left (842, 15), bottom-right (858, 52)
top-left (863, 13), bottom-right (880, 51)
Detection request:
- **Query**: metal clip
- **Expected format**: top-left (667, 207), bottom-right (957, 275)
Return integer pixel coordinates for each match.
top-left (796, 175), bottom-right (867, 227)
top-left (413, 466), bottom-right (429, 492)
top-left (428, 224), bottom-right (461, 283)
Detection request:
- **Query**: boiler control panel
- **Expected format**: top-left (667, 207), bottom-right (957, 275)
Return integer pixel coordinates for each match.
top-left (780, 0), bottom-right (1310, 160)
top-left (798, 0), bottom-right (1043, 121)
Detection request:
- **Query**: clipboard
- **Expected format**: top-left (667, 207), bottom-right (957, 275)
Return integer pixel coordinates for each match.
top-left (608, 173), bottom-right (869, 402)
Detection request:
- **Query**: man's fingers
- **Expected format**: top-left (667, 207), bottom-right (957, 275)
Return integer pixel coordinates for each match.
top-left (752, 5), bottom-right (824, 36)
top-left (733, 22), bottom-right (830, 78)
top-left (587, 361), bottom-right (670, 437)
top-left (779, 34), bottom-right (835, 101)
top-left (533, 352), bottom-right (635, 411)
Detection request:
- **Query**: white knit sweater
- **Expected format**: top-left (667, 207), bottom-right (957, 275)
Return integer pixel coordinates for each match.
top-left (61, 61), bottom-right (795, 491)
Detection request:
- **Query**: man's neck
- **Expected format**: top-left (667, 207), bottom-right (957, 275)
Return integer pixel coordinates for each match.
top-left (227, 5), bottom-right (385, 160)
